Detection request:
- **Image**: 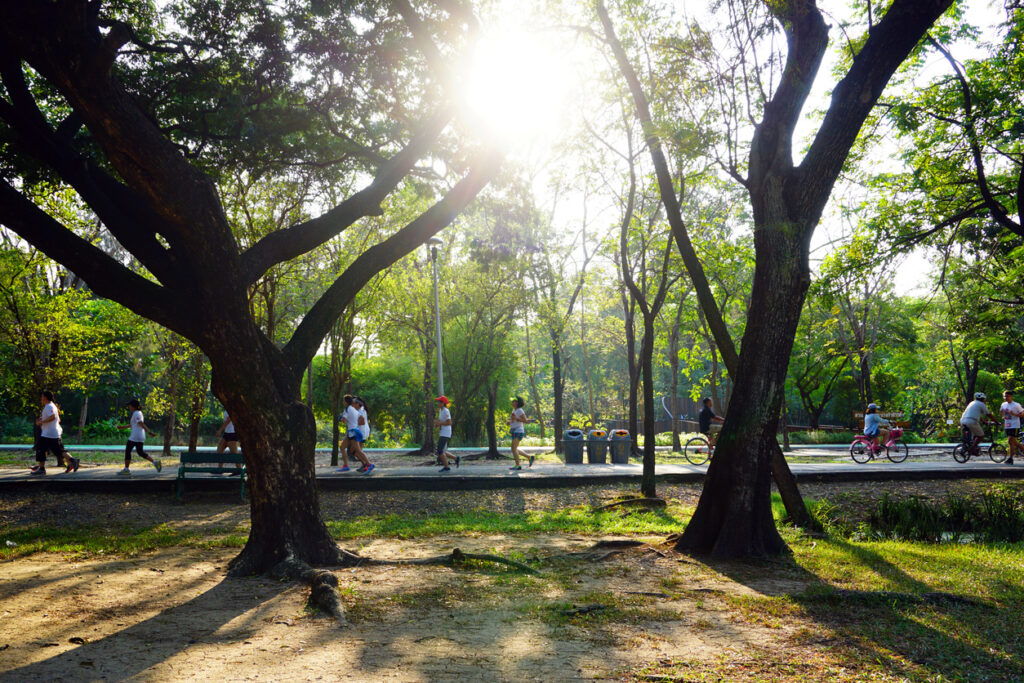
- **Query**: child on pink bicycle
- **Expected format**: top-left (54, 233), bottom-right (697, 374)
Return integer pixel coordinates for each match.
top-left (863, 403), bottom-right (889, 449)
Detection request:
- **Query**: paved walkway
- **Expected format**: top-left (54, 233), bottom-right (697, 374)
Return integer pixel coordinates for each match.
top-left (1, 457), bottom-right (1021, 494)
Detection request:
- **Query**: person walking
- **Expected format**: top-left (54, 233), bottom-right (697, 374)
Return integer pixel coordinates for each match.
top-left (31, 391), bottom-right (78, 476)
top-left (1000, 390), bottom-right (1023, 465)
top-left (508, 396), bottom-right (535, 471)
top-left (343, 395), bottom-right (374, 474)
top-left (215, 408), bottom-right (240, 473)
top-left (119, 399), bottom-right (161, 475)
top-left (435, 395), bottom-right (459, 472)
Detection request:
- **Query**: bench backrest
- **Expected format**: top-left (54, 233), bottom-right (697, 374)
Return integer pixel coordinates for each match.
top-left (179, 451), bottom-right (245, 465)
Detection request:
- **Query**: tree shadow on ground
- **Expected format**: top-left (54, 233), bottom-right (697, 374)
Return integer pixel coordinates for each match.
top-left (697, 536), bottom-right (1024, 680)
top-left (0, 574), bottom-right (290, 681)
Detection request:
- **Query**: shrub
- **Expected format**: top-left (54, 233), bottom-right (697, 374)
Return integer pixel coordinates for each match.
top-left (0, 415), bottom-right (34, 439)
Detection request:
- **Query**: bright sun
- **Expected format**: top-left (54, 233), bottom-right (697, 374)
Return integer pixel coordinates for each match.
top-left (461, 29), bottom-right (571, 145)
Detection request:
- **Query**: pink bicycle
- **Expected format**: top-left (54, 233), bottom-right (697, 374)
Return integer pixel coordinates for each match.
top-left (849, 426), bottom-right (908, 463)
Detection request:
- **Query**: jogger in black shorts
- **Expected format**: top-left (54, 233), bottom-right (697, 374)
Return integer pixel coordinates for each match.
top-left (31, 391), bottom-right (78, 476)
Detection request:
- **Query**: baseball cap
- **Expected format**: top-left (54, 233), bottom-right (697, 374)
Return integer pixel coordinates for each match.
top-left (434, 395), bottom-right (449, 404)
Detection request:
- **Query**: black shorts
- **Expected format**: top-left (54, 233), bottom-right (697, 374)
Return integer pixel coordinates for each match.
top-left (222, 432), bottom-right (239, 443)
top-left (436, 436), bottom-right (450, 456)
top-left (1006, 428), bottom-right (1019, 439)
top-left (35, 436), bottom-right (65, 460)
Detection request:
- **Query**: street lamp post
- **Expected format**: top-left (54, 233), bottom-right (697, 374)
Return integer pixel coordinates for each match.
top-left (428, 237), bottom-right (444, 395)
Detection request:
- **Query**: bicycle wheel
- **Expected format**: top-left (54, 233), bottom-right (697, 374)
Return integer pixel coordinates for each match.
top-left (952, 444), bottom-right (969, 463)
top-left (887, 440), bottom-right (909, 463)
top-left (989, 442), bottom-right (1009, 464)
top-left (850, 442), bottom-right (872, 464)
top-left (684, 436), bottom-right (711, 465)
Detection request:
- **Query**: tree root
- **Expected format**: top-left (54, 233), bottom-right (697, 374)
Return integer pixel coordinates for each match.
top-left (592, 497), bottom-right (666, 512)
top-left (459, 451), bottom-right (510, 462)
top-left (269, 554), bottom-right (347, 622)
top-left (354, 547), bottom-right (540, 575)
top-left (589, 539), bottom-right (647, 550)
top-left (563, 604), bottom-right (609, 616)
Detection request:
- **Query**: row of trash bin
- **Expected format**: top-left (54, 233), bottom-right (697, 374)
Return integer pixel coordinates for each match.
top-left (562, 428), bottom-right (631, 464)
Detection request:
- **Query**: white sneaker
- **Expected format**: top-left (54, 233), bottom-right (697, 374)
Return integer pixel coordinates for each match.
top-left (117, 468), bottom-right (131, 476)
top-left (154, 459), bottom-right (163, 472)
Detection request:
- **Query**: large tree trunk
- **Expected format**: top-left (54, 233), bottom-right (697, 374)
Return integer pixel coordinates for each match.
top-left (551, 340), bottom-right (564, 453)
top-left (676, 225), bottom-right (808, 557)
top-left (524, 321), bottom-right (546, 441)
top-left (77, 394), bottom-right (88, 443)
top-left (163, 362), bottom-right (181, 457)
top-left (421, 348), bottom-right (435, 453)
top-left (668, 302), bottom-right (685, 451)
top-left (640, 314), bottom-right (657, 498)
top-left (485, 380), bottom-right (500, 458)
top-left (623, 292), bottom-right (640, 456)
top-left (187, 351), bottom-right (206, 452)
top-left (213, 347), bottom-right (345, 574)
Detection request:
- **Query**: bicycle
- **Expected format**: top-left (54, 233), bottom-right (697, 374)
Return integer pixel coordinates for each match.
top-left (849, 426), bottom-right (909, 464)
top-left (952, 425), bottom-right (1008, 463)
top-left (683, 434), bottom-right (714, 465)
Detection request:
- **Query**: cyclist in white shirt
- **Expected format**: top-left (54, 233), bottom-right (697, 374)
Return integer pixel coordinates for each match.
top-left (31, 390), bottom-right (78, 476)
top-left (1000, 389), bottom-right (1023, 465)
top-left (118, 398), bottom-right (161, 475)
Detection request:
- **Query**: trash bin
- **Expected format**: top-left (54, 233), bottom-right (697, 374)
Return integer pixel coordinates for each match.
top-left (609, 429), bottom-right (631, 464)
top-left (587, 429), bottom-right (608, 464)
top-left (563, 428), bottom-right (585, 464)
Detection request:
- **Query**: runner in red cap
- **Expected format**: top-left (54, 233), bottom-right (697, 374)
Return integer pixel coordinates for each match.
top-left (434, 396), bottom-right (459, 472)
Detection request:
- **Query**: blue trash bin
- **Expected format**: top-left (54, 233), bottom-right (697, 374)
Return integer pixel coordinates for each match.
top-left (587, 429), bottom-right (608, 463)
top-left (609, 429), bottom-right (631, 464)
top-left (563, 428), bottom-right (585, 464)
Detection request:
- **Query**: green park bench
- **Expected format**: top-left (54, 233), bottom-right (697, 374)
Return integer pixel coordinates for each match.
top-left (175, 451), bottom-right (247, 501)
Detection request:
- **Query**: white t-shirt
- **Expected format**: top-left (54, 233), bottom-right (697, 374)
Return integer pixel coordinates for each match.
top-left (344, 405), bottom-right (361, 431)
top-left (129, 410), bottom-right (146, 442)
top-left (223, 410), bottom-right (235, 435)
top-left (438, 407), bottom-right (452, 438)
top-left (1000, 401), bottom-right (1022, 430)
top-left (40, 402), bottom-right (62, 439)
top-left (358, 407), bottom-right (370, 439)
top-left (510, 407), bottom-right (527, 431)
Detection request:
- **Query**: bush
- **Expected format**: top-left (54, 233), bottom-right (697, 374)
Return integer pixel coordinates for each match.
top-left (787, 430), bottom-right (856, 445)
top-left (0, 415), bottom-right (34, 439)
top-left (84, 417), bottom-right (125, 441)
top-left (858, 489), bottom-right (1024, 543)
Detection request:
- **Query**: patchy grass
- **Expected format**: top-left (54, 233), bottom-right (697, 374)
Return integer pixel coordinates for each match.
top-left (325, 503), bottom-right (691, 539)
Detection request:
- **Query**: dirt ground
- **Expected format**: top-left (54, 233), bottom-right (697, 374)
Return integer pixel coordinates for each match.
top-left (0, 537), bottom-right (808, 682)
top-left (0, 480), bottom-right (1011, 681)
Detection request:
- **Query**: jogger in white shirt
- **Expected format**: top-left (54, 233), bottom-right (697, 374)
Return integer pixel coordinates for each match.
top-left (1000, 390), bottom-right (1023, 465)
top-left (341, 395), bottom-right (373, 474)
top-left (119, 398), bottom-right (161, 475)
top-left (31, 390), bottom-right (78, 476)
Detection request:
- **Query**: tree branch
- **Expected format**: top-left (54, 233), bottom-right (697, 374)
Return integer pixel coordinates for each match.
top-left (0, 179), bottom-right (187, 335)
top-left (0, 58), bottom-right (181, 286)
top-left (240, 109), bottom-right (453, 285)
top-left (282, 148), bottom-right (503, 374)
top-left (796, 0), bottom-right (954, 226)
top-left (927, 35), bottom-right (1023, 237)
top-left (596, 0), bottom-right (739, 375)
